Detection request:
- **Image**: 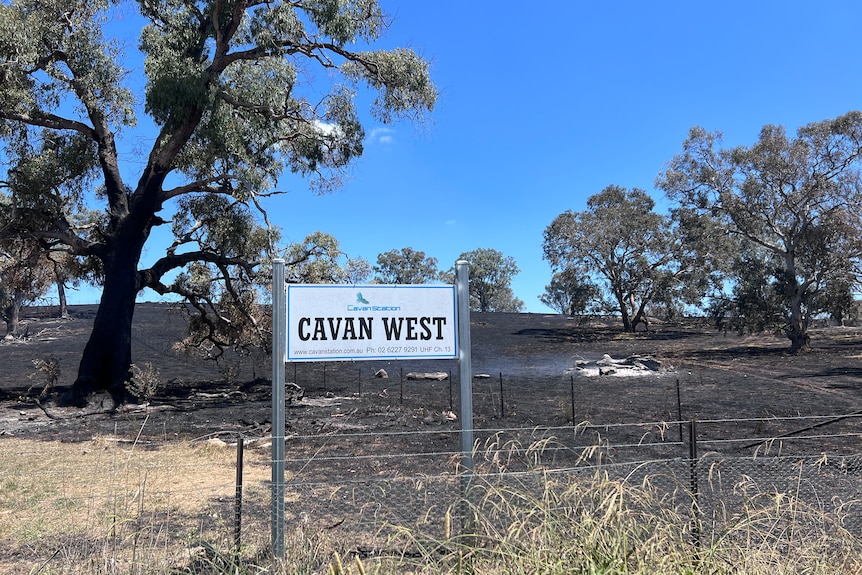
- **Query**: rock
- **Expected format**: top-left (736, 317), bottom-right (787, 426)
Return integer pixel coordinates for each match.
top-left (374, 369), bottom-right (388, 379)
top-left (629, 356), bottom-right (661, 371)
top-left (592, 353), bottom-right (661, 374)
top-left (406, 372), bottom-right (449, 381)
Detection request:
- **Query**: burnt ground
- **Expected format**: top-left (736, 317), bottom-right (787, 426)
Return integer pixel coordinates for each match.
top-left (1, 304), bottom-right (862, 477)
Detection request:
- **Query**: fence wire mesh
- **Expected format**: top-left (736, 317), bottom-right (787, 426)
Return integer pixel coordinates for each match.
top-left (270, 413), bottom-right (862, 553)
top-left (2, 409), bottom-right (861, 569)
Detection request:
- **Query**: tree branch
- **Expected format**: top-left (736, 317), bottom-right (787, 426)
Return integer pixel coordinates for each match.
top-left (138, 250), bottom-right (257, 291)
top-left (0, 111), bottom-right (96, 138)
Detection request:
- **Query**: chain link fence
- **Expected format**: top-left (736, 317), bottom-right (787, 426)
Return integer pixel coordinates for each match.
top-left (275, 413), bottom-right (862, 554)
top-left (2, 412), bottom-right (861, 571)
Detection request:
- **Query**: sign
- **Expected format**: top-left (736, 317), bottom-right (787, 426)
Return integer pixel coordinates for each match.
top-left (286, 284), bottom-right (457, 361)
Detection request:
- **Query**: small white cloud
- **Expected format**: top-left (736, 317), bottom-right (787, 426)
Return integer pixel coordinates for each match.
top-left (369, 126), bottom-right (396, 144)
top-left (445, 219), bottom-right (456, 225)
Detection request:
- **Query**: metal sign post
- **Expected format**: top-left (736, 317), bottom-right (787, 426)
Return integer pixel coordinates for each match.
top-left (455, 260), bottom-right (475, 532)
top-left (271, 259), bottom-right (286, 558)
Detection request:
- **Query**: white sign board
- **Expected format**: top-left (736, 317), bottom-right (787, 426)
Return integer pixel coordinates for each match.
top-left (286, 284), bottom-right (457, 361)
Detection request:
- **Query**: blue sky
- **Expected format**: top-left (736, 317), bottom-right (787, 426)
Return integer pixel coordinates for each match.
top-left (68, 1), bottom-right (862, 311)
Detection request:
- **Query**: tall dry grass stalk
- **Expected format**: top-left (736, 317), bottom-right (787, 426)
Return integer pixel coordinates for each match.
top-left (370, 435), bottom-right (862, 575)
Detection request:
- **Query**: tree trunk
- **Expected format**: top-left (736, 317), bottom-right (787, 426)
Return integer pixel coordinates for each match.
top-left (620, 305), bottom-right (633, 332)
top-left (55, 263), bottom-right (69, 319)
top-left (787, 323), bottom-right (810, 354)
top-left (2, 292), bottom-right (24, 338)
top-left (786, 284), bottom-right (810, 354)
top-left (67, 243), bottom-right (142, 406)
top-left (630, 295), bottom-right (650, 333)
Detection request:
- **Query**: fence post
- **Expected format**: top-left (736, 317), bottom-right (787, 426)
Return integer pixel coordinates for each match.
top-left (499, 372), bottom-right (504, 418)
top-left (677, 378), bottom-right (683, 444)
top-left (688, 419), bottom-right (700, 549)
top-left (234, 436), bottom-right (244, 553)
top-left (570, 376), bottom-right (576, 427)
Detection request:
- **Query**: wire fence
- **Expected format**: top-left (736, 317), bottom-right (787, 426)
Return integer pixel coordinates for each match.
top-left (5, 315), bottom-right (862, 567)
top-left (275, 413), bottom-right (862, 545)
top-left (2, 411), bottom-right (861, 571)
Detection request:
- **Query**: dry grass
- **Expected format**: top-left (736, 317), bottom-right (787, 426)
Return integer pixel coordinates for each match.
top-left (355, 437), bottom-right (862, 575)
top-left (2, 429), bottom-right (862, 574)
top-left (0, 426), bottom-right (273, 574)
top-left (372, 480), bottom-right (862, 575)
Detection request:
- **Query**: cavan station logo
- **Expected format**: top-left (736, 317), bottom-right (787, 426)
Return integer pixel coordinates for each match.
top-left (346, 292), bottom-right (402, 312)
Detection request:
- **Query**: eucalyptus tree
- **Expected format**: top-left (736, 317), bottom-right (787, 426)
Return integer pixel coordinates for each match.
top-left (0, 0), bottom-right (436, 403)
top-left (0, 179), bottom-right (57, 334)
top-left (284, 231), bottom-right (371, 285)
top-left (49, 248), bottom-right (99, 319)
top-left (0, 236), bottom-right (53, 337)
top-left (539, 268), bottom-right (600, 317)
top-left (543, 186), bottom-right (698, 332)
top-left (373, 247), bottom-right (440, 284)
top-left (706, 244), bottom-right (786, 334)
top-left (450, 248), bottom-right (524, 312)
top-left (657, 112), bottom-right (862, 352)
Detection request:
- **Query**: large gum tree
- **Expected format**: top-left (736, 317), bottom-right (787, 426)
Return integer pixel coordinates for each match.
top-left (0, 0), bottom-right (435, 404)
top-left (542, 186), bottom-right (699, 332)
top-left (657, 112), bottom-right (862, 353)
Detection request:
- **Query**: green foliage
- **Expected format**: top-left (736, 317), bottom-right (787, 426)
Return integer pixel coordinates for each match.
top-left (450, 248), bottom-right (524, 312)
top-left (540, 268), bottom-right (600, 317)
top-left (342, 48), bottom-right (437, 123)
top-left (0, 130), bottom-right (102, 321)
top-left (0, 236), bottom-right (54, 335)
top-left (543, 186), bottom-right (692, 332)
top-left (0, 0), bottom-right (436, 394)
top-left (127, 362), bottom-right (161, 402)
top-left (0, 0), bottom-right (135, 127)
top-left (172, 195), bottom-right (271, 260)
top-left (708, 248), bottom-right (786, 334)
top-left (817, 275), bottom-right (859, 325)
top-left (283, 231), bottom-right (371, 284)
top-left (373, 247), bottom-right (440, 284)
top-left (658, 111), bottom-right (862, 351)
